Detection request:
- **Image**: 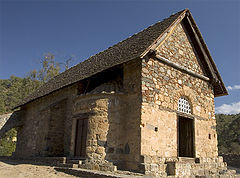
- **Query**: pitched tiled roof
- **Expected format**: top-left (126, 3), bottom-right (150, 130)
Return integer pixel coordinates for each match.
top-left (15, 9), bottom-right (186, 108)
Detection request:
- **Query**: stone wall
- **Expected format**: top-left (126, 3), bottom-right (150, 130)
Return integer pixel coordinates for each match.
top-left (140, 21), bottom-right (217, 159)
top-left (70, 59), bottom-right (142, 171)
top-left (46, 99), bottom-right (67, 156)
top-left (141, 104), bottom-right (178, 157)
top-left (156, 22), bottom-right (205, 75)
top-left (71, 94), bottom-right (125, 169)
top-left (15, 84), bottom-right (76, 157)
top-left (121, 59), bottom-right (142, 170)
top-left (15, 59), bottom-right (142, 172)
top-left (13, 21), bottom-right (225, 176)
top-left (139, 21), bottom-right (219, 176)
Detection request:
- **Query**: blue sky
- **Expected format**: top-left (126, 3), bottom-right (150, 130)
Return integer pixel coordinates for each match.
top-left (0, 0), bottom-right (239, 114)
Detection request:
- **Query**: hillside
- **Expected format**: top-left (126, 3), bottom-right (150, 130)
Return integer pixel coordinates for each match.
top-left (216, 113), bottom-right (240, 155)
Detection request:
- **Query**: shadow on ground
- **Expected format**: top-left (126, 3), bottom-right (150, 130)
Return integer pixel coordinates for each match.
top-left (0, 156), bottom-right (56, 167)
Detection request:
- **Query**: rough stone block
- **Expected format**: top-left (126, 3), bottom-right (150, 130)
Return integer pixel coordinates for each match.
top-left (150, 163), bottom-right (158, 172)
top-left (96, 147), bottom-right (105, 155)
top-left (166, 162), bottom-right (175, 176)
top-left (140, 155), bottom-right (152, 164)
top-left (218, 156), bottom-right (224, 163)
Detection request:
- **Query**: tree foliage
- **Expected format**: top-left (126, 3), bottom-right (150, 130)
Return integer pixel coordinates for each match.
top-left (216, 113), bottom-right (240, 155)
top-left (0, 128), bottom-right (17, 156)
top-left (0, 53), bottom-right (63, 156)
top-left (0, 53), bottom-right (63, 115)
top-left (0, 76), bottom-right (41, 114)
top-left (28, 53), bottom-right (60, 83)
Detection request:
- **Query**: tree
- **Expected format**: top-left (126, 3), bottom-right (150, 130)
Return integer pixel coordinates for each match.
top-left (0, 128), bottom-right (17, 156)
top-left (216, 113), bottom-right (240, 155)
top-left (0, 52), bottom-right (70, 115)
top-left (0, 76), bottom-right (41, 114)
top-left (28, 53), bottom-right (60, 83)
top-left (0, 52), bottom-right (65, 156)
top-left (60, 56), bottom-right (74, 70)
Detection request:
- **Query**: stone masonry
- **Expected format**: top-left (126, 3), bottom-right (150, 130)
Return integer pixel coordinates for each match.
top-left (7, 9), bottom-right (235, 177)
top-left (138, 22), bottom-right (229, 177)
top-left (14, 59), bottom-right (142, 172)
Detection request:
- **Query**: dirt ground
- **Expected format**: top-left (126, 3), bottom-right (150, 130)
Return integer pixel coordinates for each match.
top-left (0, 160), bottom-right (239, 178)
top-left (0, 160), bottom-right (77, 178)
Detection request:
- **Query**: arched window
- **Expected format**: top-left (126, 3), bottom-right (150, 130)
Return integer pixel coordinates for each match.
top-left (178, 97), bottom-right (191, 114)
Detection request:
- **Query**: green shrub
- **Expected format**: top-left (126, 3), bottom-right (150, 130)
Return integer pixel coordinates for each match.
top-left (0, 128), bottom-right (17, 156)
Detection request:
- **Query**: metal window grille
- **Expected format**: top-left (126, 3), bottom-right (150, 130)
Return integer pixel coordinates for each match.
top-left (178, 97), bottom-right (191, 114)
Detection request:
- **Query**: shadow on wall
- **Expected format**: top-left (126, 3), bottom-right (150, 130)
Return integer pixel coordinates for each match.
top-left (104, 94), bottom-right (141, 172)
top-left (0, 111), bottom-right (23, 140)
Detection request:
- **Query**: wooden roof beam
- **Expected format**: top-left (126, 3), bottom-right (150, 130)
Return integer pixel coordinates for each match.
top-left (184, 13), bottom-right (218, 84)
top-left (154, 53), bottom-right (210, 81)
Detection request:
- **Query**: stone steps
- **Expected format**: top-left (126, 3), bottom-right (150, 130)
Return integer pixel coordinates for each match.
top-left (66, 159), bottom-right (84, 165)
top-left (57, 163), bottom-right (80, 168)
top-left (165, 158), bottom-right (237, 177)
top-left (178, 157), bottom-right (195, 163)
top-left (56, 158), bottom-right (85, 169)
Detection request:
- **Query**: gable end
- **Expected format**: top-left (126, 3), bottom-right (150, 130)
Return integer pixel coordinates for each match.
top-left (183, 11), bottom-right (228, 97)
top-left (144, 10), bottom-right (228, 97)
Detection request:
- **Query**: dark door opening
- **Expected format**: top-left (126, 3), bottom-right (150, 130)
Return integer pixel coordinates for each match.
top-left (178, 116), bottom-right (194, 157)
top-left (74, 118), bottom-right (88, 157)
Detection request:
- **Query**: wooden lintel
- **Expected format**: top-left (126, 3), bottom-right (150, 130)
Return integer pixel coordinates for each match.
top-left (155, 54), bottom-right (210, 81)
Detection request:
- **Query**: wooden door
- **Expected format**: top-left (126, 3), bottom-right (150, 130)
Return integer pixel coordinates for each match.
top-left (178, 116), bottom-right (194, 157)
top-left (74, 118), bottom-right (88, 157)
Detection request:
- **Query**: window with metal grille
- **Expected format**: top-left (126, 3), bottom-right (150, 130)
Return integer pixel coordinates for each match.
top-left (178, 97), bottom-right (191, 114)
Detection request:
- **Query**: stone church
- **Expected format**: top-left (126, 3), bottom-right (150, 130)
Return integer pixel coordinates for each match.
top-left (3, 9), bottom-right (233, 177)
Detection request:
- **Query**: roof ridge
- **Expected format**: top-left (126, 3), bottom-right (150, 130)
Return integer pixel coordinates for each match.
top-left (15, 9), bottom-right (186, 108)
top-left (60, 9), bottom-right (187, 72)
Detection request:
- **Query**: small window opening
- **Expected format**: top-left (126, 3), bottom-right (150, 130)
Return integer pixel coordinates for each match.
top-left (178, 97), bottom-right (191, 114)
top-left (208, 134), bottom-right (211, 139)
